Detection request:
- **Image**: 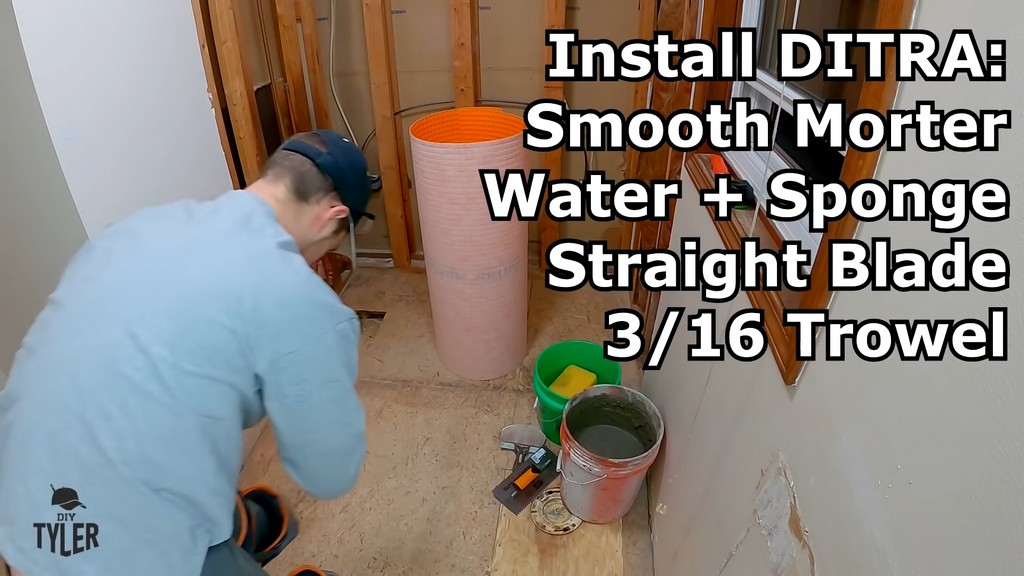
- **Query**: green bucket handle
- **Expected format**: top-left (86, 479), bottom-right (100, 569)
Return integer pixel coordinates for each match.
top-left (533, 397), bottom-right (563, 424)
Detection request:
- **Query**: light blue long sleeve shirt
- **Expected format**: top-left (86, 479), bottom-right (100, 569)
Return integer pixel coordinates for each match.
top-left (0, 190), bottom-right (366, 575)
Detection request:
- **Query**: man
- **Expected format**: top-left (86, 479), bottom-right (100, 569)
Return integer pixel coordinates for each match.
top-left (0, 130), bottom-right (370, 575)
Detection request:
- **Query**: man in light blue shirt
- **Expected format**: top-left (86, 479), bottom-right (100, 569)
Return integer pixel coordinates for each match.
top-left (0, 130), bottom-right (371, 576)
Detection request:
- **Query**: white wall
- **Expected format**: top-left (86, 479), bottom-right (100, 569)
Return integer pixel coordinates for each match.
top-left (0, 0), bottom-right (90, 377)
top-left (2, 0), bottom-right (235, 374)
top-left (643, 1), bottom-right (1024, 574)
top-left (10, 0), bottom-right (233, 237)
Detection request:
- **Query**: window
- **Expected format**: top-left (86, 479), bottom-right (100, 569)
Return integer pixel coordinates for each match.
top-left (668, 0), bottom-right (911, 384)
top-left (723, 0), bottom-right (879, 261)
top-left (626, 0), bottom-right (910, 384)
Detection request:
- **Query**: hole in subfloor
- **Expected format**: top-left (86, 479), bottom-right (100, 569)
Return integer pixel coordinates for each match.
top-left (355, 310), bottom-right (387, 338)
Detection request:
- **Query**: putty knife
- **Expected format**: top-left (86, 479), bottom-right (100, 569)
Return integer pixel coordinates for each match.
top-left (499, 424), bottom-right (547, 466)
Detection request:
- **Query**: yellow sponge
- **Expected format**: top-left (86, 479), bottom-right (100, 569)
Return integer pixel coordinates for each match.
top-left (549, 364), bottom-right (597, 398)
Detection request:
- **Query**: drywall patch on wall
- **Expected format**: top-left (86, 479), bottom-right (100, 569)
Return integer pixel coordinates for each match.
top-left (754, 451), bottom-right (816, 576)
top-left (644, 2), bottom-right (1024, 571)
top-left (719, 451), bottom-right (816, 576)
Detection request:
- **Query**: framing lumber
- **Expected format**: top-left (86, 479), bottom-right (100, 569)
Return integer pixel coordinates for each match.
top-left (261, 0), bottom-right (294, 139)
top-left (296, 0), bottom-right (333, 130)
top-left (538, 0), bottom-right (566, 272)
top-left (786, 0), bottom-right (915, 384)
top-left (190, 0), bottom-right (241, 189)
top-left (675, 0), bottom-right (911, 385)
top-left (209, 0), bottom-right (268, 185)
top-left (620, 0), bottom-right (658, 251)
top-left (270, 78), bottom-right (294, 139)
top-left (362, 0), bottom-right (412, 267)
top-left (273, 0), bottom-right (312, 133)
top-left (662, 0), bottom-right (700, 184)
top-left (451, 0), bottom-right (480, 107)
top-left (383, 0), bottom-right (418, 256)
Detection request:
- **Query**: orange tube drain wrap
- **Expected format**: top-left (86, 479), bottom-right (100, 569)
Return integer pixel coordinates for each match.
top-left (409, 107), bottom-right (530, 380)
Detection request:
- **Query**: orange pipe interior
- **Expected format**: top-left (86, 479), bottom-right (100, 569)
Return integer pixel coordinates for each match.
top-left (410, 107), bottom-right (526, 144)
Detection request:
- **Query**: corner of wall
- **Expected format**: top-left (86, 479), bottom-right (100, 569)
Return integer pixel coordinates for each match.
top-left (1, 0), bottom-right (89, 379)
top-left (12, 0), bottom-right (232, 236)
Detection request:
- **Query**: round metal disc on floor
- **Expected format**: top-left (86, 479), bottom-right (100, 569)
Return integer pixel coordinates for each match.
top-left (530, 488), bottom-right (582, 535)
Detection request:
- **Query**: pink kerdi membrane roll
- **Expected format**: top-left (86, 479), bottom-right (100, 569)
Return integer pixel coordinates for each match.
top-left (409, 107), bottom-right (530, 380)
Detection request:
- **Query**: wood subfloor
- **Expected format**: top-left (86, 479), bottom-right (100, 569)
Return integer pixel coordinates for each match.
top-left (240, 266), bottom-right (653, 575)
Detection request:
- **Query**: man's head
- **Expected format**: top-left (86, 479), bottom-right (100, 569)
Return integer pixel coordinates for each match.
top-left (248, 130), bottom-right (372, 263)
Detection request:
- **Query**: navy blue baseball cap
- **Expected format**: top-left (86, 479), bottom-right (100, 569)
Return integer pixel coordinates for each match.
top-left (279, 130), bottom-right (373, 224)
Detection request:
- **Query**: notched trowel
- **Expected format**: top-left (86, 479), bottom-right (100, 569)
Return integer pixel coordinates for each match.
top-left (493, 446), bottom-right (559, 515)
top-left (494, 425), bottom-right (558, 515)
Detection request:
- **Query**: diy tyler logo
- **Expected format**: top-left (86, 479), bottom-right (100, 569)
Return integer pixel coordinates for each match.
top-left (33, 485), bottom-right (100, 557)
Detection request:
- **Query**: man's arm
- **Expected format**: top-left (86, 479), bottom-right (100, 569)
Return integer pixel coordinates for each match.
top-left (260, 316), bottom-right (366, 499)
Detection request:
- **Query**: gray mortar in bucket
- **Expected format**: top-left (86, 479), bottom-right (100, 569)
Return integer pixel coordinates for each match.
top-left (563, 392), bottom-right (658, 460)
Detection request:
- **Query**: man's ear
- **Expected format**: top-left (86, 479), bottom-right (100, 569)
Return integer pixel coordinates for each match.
top-left (326, 203), bottom-right (350, 222)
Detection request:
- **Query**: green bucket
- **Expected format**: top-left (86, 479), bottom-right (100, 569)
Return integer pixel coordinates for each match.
top-left (532, 340), bottom-right (623, 445)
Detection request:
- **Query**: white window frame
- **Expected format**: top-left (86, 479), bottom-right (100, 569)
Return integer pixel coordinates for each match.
top-left (721, 0), bottom-right (830, 257)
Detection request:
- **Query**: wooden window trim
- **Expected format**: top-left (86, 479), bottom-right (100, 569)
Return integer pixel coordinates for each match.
top-left (685, 0), bottom-right (915, 385)
top-left (539, 0), bottom-right (568, 272)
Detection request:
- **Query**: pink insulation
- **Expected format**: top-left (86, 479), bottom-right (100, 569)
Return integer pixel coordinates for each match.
top-left (408, 107), bottom-right (529, 380)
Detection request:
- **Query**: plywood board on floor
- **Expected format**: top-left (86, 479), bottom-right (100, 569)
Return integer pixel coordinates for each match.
top-left (489, 497), bottom-right (624, 576)
top-left (504, 392), bottom-right (655, 576)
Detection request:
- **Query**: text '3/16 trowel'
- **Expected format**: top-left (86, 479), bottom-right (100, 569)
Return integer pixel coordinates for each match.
top-left (493, 446), bottom-right (559, 515)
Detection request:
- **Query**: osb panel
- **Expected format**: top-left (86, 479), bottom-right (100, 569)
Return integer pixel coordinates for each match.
top-left (478, 0), bottom-right (545, 104)
top-left (337, 265), bottom-right (643, 392)
top-left (391, 0), bottom-right (454, 110)
top-left (235, 268), bottom-right (653, 574)
top-left (241, 382), bottom-right (516, 575)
